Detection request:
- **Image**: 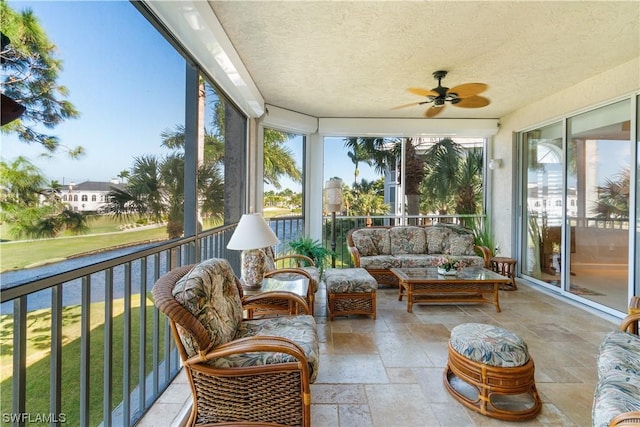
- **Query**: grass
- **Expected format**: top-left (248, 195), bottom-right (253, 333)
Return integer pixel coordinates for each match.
top-left (0, 227), bottom-right (167, 272)
top-left (0, 294), bottom-right (167, 426)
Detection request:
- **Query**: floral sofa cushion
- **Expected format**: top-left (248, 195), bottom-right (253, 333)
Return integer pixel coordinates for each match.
top-left (449, 323), bottom-right (530, 368)
top-left (172, 258), bottom-right (243, 356)
top-left (225, 315), bottom-right (320, 382)
top-left (358, 255), bottom-right (402, 270)
top-left (351, 228), bottom-right (391, 255)
top-left (389, 226), bottom-right (426, 254)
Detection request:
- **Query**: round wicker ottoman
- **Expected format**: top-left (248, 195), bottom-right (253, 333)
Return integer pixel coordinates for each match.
top-left (443, 323), bottom-right (542, 421)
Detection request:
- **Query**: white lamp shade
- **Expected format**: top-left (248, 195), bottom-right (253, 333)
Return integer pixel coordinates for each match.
top-left (324, 179), bottom-right (343, 212)
top-left (227, 213), bottom-right (280, 250)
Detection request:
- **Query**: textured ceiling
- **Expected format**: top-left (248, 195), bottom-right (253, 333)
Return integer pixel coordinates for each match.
top-left (208, 1), bottom-right (639, 120)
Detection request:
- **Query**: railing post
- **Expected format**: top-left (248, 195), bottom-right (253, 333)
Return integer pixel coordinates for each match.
top-left (331, 212), bottom-right (337, 268)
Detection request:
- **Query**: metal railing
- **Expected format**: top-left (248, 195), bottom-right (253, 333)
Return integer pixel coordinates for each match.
top-left (0, 213), bottom-right (481, 426)
top-left (0, 224), bottom-right (238, 427)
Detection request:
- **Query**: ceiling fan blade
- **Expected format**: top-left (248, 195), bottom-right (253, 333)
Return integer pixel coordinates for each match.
top-left (453, 95), bottom-right (490, 108)
top-left (407, 87), bottom-right (438, 97)
top-left (425, 105), bottom-right (445, 118)
top-left (448, 83), bottom-right (487, 98)
top-left (391, 101), bottom-right (422, 110)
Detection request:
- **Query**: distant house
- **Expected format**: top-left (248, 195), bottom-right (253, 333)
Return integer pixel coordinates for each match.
top-left (61, 180), bottom-right (125, 213)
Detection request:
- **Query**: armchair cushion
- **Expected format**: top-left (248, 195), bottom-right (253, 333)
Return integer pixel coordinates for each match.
top-left (598, 330), bottom-right (640, 377)
top-left (228, 315), bottom-right (320, 382)
top-left (172, 258), bottom-right (243, 356)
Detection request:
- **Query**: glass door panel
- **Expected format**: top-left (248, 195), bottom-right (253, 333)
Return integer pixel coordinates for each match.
top-left (566, 100), bottom-right (630, 312)
top-left (522, 122), bottom-right (564, 286)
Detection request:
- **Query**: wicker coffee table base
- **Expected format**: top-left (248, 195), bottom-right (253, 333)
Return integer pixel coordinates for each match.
top-left (444, 343), bottom-right (542, 421)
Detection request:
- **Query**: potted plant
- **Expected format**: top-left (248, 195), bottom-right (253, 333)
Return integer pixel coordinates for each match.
top-left (287, 236), bottom-right (334, 279)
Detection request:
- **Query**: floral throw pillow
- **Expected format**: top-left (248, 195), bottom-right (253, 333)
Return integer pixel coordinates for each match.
top-left (352, 233), bottom-right (378, 256)
top-left (446, 234), bottom-right (475, 256)
top-left (172, 258), bottom-right (243, 356)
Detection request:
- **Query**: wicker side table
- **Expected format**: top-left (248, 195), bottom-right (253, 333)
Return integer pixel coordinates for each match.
top-left (490, 257), bottom-right (517, 290)
top-left (325, 268), bottom-right (377, 320)
top-left (444, 323), bottom-right (542, 421)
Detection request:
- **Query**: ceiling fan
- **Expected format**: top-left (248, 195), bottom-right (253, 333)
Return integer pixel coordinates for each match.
top-left (394, 70), bottom-right (490, 118)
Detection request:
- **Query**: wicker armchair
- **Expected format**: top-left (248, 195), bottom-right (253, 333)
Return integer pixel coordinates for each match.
top-left (152, 258), bottom-right (319, 427)
top-left (262, 247), bottom-right (320, 315)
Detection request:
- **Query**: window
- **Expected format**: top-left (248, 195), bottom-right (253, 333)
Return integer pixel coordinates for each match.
top-left (519, 99), bottom-right (633, 314)
top-left (91, 195), bottom-right (96, 202)
top-left (81, 195), bottom-right (88, 202)
top-left (323, 136), bottom-right (485, 226)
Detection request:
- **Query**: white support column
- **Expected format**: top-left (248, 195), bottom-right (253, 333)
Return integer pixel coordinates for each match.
top-left (249, 120), bottom-right (264, 214)
top-left (306, 132), bottom-right (324, 240)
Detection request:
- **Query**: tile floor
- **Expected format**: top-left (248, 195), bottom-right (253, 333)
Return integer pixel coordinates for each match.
top-left (138, 279), bottom-right (623, 427)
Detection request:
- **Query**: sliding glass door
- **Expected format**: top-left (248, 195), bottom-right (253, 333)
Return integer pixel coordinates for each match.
top-left (519, 99), bottom-right (632, 314)
top-left (566, 100), bottom-right (630, 311)
top-left (521, 122), bottom-right (564, 284)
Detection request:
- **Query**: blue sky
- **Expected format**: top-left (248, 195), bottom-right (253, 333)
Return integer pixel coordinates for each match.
top-left (2, 1), bottom-right (185, 185)
top-left (2, 1), bottom-right (378, 192)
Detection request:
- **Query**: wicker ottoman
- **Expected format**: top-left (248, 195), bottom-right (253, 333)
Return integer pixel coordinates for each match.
top-left (444, 323), bottom-right (542, 421)
top-left (325, 268), bottom-right (377, 320)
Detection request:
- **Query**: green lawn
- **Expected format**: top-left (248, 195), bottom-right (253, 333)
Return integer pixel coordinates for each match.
top-left (0, 295), bottom-right (167, 427)
top-left (0, 226), bottom-right (167, 272)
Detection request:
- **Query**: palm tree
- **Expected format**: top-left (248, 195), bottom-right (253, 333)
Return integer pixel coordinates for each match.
top-left (1, 3), bottom-right (81, 155)
top-left (352, 190), bottom-right (390, 226)
top-left (399, 139), bottom-right (426, 223)
top-left (160, 124), bottom-right (225, 164)
top-left (160, 153), bottom-right (185, 238)
top-left (345, 138), bottom-right (373, 186)
top-left (455, 148), bottom-right (484, 227)
top-left (127, 155), bottom-right (165, 223)
top-left (263, 128), bottom-right (302, 189)
top-left (422, 138), bottom-right (464, 217)
top-left (344, 137), bottom-right (396, 186)
top-left (0, 157), bottom-right (88, 239)
top-left (593, 167), bottom-right (630, 224)
top-left (117, 170), bottom-right (130, 184)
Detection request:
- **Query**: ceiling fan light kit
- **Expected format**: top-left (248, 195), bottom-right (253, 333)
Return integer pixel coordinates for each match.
top-left (396, 70), bottom-right (490, 118)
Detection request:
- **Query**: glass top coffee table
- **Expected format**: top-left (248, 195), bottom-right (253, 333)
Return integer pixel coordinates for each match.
top-left (390, 267), bottom-right (511, 313)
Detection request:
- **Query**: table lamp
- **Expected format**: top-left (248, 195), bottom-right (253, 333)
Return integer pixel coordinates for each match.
top-left (227, 213), bottom-right (280, 289)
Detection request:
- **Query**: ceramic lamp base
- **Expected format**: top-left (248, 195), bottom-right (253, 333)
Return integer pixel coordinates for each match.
top-left (240, 248), bottom-right (265, 289)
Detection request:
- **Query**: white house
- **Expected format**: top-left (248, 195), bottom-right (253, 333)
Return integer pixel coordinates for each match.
top-left (61, 180), bottom-right (124, 213)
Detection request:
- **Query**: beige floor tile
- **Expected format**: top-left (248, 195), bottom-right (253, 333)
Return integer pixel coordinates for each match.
top-left (138, 279), bottom-right (624, 427)
top-left (366, 383), bottom-right (440, 426)
top-left (311, 404), bottom-right (339, 427)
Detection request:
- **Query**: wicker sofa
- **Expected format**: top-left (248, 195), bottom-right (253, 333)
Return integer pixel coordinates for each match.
top-left (347, 224), bottom-right (491, 286)
top-left (592, 298), bottom-right (640, 427)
